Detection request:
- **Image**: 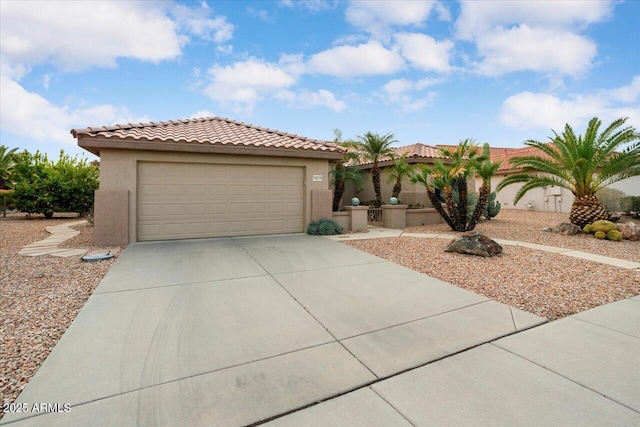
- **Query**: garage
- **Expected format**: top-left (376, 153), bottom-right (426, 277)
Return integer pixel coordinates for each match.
top-left (72, 116), bottom-right (342, 246)
top-left (137, 162), bottom-right (304, 241)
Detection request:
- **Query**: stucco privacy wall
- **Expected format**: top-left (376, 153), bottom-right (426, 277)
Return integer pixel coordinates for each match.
top-left (486, 175), bottom-right (574, 213)
top-left (98, 148), bottom-right (331, 244)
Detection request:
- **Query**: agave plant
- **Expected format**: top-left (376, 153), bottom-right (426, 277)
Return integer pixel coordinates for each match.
top-left (496, 117), bottom-right (640, 228)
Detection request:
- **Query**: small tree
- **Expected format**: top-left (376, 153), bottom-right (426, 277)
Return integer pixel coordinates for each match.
top-left (329, 129), bottom-right (363, 211)
top-left (12, 150), bottom-right (99, 218)
top-left (411, 139), bottom-right (497, 231)
top-left (386, 152), bottom-right (415, 199)
top-left (352, 132), bottom-right (397, 207)
top-left (0, 145), bottom-right (18, 189)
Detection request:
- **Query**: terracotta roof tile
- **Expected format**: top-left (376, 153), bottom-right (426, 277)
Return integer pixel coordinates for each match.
top-left (356, 143), bottom-right (447, 166)
top-left (71, 116), bottom-right (342, 154)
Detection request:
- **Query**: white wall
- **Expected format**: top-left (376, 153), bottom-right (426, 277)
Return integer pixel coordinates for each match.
top-left (607, 176), bottom-right (640, 196)
top-left (487, 175), bottom-right (574, 213)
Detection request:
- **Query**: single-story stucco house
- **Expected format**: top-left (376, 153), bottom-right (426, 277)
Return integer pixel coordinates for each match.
top-left (343, 142), bottom-right (639, 213)
top-left (72, 117), bottom-right (343, 246)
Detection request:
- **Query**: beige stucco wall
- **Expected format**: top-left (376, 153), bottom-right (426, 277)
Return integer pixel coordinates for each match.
top-left (487, 175), bottom-right (574, 213)
top-left (607, 176), bottom-right (640, 196)
top-left (98, 149), bottom-right (331, 243)
top-left (343, 169), bottom-right (431, 207)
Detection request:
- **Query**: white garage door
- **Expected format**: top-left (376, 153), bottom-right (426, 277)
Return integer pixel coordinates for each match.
top-left (137, 162), bottom-right (304, 241)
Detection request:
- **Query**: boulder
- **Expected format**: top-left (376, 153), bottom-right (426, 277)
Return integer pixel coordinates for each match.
top-left (445, 231), bottom-right (503, 257)
top-left (609, 212), bottom-right (623, 223)
top-left (556, 223), bottom-right (582, 235)
top-left (617, 222), bottom-right (640, 241)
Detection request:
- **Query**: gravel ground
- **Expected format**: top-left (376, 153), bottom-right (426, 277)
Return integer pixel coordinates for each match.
top-left (404, 210), bottom-right (640, 262)
top-left (346, 210), bottom-right (639, 321)
top-left (0, 216), bottom-right (120, 415)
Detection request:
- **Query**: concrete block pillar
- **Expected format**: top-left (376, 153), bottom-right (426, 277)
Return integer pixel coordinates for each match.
top-left (344, 206), bottom-right (368, 232)
top-left (94, 190), bottom-right (129, 246)
top-left (311, 189), bottom-right (332, 221)
top-left (382, 205), bottom-right (408, 229)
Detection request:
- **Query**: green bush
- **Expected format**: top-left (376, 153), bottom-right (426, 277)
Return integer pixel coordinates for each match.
top-left (596, 187), bottom-right (627, 212)
top-left (12, 150), bottom-right (98, 218)
top-left (621, 196), bottom-right (640, 218)
top-left (307, 218), bottom-right (343, 235)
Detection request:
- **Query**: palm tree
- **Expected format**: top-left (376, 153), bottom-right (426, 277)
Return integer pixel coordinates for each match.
top-left (411, 139), bottom-right (490, 231)
top-left (329, 129), bottom-right (363, 211)
top-left (496, 117), bottom-right (640, 228)
top-left (0, 145), bottom-right (19, 189)
top-left (353, 131), bottom-right (397, 207)
top-left (469, 143), bottom-right (502, 229)
top-left (386, 152), bottom-right (415, 199)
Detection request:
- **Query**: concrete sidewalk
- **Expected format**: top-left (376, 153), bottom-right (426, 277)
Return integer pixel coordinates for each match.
top-left (1, 234), bottom-right (544, 426)
top-left (267, 296), bottom-right (640, 426)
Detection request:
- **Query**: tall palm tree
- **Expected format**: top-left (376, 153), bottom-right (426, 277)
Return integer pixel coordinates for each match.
top-left (386, 152), bottom-right (415, 199)
top-left (0, 145), bottom-right (19, 189)
top-left (353, 131), bottom-right (397, 207)
top-left (496, 117), bottom-right (640, 228)
top-left (329, 129), bottom-right (362, 211)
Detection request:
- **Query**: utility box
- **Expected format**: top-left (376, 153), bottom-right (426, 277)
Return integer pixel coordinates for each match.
top-left (546, 186), bottom-right (562, 196)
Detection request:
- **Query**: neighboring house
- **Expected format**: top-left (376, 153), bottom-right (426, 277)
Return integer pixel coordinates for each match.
top-left (72, 117), bottom-right (343, 246)
top-left (343, 143), bottom-right (451, 208)
top-left (345, 142), bottom-right (639, 213)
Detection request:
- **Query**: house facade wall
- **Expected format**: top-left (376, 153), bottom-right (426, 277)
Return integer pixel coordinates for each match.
top-left (98, 148), bottom-right (331, 243)
top-left (486, 175), bottom-right (574, 213)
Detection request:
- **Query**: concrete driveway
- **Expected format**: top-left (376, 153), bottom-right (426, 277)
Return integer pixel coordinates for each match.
top-left (2, 234), bottom-right (548, 426)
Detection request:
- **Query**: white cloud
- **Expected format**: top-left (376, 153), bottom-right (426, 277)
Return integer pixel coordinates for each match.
top-left (172, 3), bottom-right (234, 43)
top-left (381, 78), bottom-right (437, 112)
top-left (0, 1), bottom-right (182, 73)
top-left (0, 76), bottom-right (146, 145)
top-left (203, 59), bottom-right (297, 111)
top-left (190, 110), bottom-right (216, 119)
top-left (306, 41), bottom-right (405, 77)
top-left (456, 1), bottom-right (613, 40)
top-left (474, 25), bottom-right (596, 77)
top-left (394, 32), bottom-right (453, 73)
top-left (279, 0), bottom-right (336, 13)
top-left (500, 76), bottom-right (640, 131)
top-left (455, 1), bottom-right (612, 78)
top-left (276, 89), bottom-right (346, 112)
top-left (345, 1), bottom-right (438, 35)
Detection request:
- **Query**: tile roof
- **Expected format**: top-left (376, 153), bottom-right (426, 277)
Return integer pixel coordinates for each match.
top-left (356, 143), bottom-right (447, 166)
top-left (435, 144), bottom-right (552, 171)
top-left (71, 116), bottom-right (343, 156)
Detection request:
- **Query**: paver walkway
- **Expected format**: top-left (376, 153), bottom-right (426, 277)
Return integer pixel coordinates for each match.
top-left (18, 220), bottom-right (88, 257)
top-left (327, 228), bottom-right (640, 270)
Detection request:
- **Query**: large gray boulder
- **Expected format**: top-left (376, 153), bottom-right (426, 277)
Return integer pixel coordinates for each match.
top-left (556, 222), bottom-right (582, 235)
top-left (445, 231), bottom-right (503, 257)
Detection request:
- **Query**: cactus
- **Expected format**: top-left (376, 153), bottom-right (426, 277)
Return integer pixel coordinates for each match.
top-left (590, 220), bottom-right (617, 233)
top-left (484, 191), bottom-right (501, 220)
top-left (606, 229), bottom-right (622, 241)
top-left (594, 231), bottom-right (606, 239)
top-left (583, 224), bottom-right (592, 234)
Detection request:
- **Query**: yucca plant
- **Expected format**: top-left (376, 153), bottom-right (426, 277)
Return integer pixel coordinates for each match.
top-left (496, 117), bottom-right (640, 228)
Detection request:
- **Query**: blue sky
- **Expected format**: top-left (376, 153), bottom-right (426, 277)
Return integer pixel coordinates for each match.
top-left (1, 0), bottom-right (639, 160)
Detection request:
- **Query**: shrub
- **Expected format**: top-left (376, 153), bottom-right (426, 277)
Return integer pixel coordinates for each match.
top-left (596, 187), bottom-right (627, 212)
top-left (12, 150), bottom-right (98, 218)
top-left (307, 218), bottom-right (343, 235)
top-left (621, 196), bottom-right (640, 218)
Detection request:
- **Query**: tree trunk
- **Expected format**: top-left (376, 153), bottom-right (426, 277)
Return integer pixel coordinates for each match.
top-left (392, 180), bottom-right (401, 198)
top-left (372, 165), bottom-right (382, 207)
top-left (444, 186), bottom-right (464, 231)
top-left (426, 187), bottom-right (456, 230)
top-left (468, 183), bottom-right (489, 231)
top-left (570, 195), bottom-right (609, 229)
top-left (456, 177), bottom-right (468, 231)
top-left (333, 180), bottom-right (345, 212)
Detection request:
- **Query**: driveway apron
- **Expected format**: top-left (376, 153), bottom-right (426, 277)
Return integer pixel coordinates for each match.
top-left (1, 234), bottom-right (545, 426)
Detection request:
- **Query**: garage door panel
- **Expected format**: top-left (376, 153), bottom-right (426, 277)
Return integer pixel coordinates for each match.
top-left (138, 162), bottom-right (304, 241)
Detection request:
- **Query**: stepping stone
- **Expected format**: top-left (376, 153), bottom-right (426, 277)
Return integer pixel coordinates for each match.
top-left (50, 249), bottom-right (88, 257)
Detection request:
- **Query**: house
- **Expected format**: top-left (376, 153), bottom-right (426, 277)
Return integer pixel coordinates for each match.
top-left (72, 117), bottom-right (343, 246)
top-left (343, 143), bottom-right (452, 208)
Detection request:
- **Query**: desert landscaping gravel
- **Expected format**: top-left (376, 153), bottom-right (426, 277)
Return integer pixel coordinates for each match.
top-left (347, 210), bottom-right (639, 321)
top-left (1, 215), bottom-right (120, 416)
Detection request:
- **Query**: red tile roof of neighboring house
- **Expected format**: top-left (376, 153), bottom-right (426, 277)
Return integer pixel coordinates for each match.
top-left (356, 143), bottom-right (447, 166)
top-left (71, 116), bottom-right (343, 157)
top-left (435, 143), bottom-right (553, 171)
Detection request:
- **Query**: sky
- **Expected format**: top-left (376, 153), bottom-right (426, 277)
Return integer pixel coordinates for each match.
top-left (1, 0), bottom-right (639, 160)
